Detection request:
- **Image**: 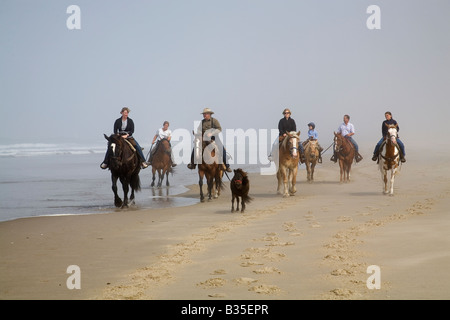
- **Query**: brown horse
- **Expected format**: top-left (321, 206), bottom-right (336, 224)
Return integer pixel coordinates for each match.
top-left (194, 133), bottom-right (224, 202)
top-left (277, 131), bottom-right (300, 197)
top-left (230, 169), bottom-right (252, 213)
top-left (334, 132), bottom-right (355, 183)
top-left (150, 138), bottom-right (173, 188)
top-left (103, 134), bottom-right (141, 208)
top-left (378, 124), bottom-right (401, 195)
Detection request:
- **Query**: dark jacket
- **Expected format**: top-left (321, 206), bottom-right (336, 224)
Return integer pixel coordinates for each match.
top-left (382, 119), bottom-right (399, 137)
top-left (278, 117), bottom-right (297, 136)
top-left (114, 117), bottom-right (135, 136)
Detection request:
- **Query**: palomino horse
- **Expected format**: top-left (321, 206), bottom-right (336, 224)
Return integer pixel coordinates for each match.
top-left (193, 133), bottom-right (224, 202)
top-left (150, 138), bottom-right (173, 188)
top-left (334, 132), bottom-right (355, 183)
top-left (378, 124), bottom-right (401, 195)
top-left (277, 131), bottom-right (301, 197)
top-left (304, 139), bottom-right (320, 183)
top-left (103, 134), bottom-right (141, 208)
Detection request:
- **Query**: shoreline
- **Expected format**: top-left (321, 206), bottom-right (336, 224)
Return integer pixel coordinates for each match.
top-left (1, 148), bottom-right (450, 300)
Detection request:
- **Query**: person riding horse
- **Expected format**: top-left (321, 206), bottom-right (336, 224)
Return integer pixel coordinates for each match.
top-left (187, 108), bottom-right (232, 173)
top-left (100, 107), bottom-right (148, 169)
top-left (331, 114), bottom-right (363, 163)
top-left (372, 111), bottom-right (406, 163)
top-left (148, 120), bottom-right (176, 167)
top-left (303, 122), bottom-right (323, 163)
top-left (268, 108), bottom-right (305, 163)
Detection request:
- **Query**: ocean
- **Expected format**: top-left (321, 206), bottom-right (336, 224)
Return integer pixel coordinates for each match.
top-left (0, 141), bottom-right (200, 223)
top-left (0, 141), bottom-right (263, 223)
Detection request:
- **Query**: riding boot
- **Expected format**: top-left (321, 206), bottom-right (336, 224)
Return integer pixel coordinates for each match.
top-left (330, 153), bottom-right (337, 163)
top-left (355, 153), bottom-right (363, 163)
top-left (372, 152), bottom-right (379, 161)
top-left (318, 154), bottom-right (323, 164)
top-left (224, 164), bottom-right (232, 173)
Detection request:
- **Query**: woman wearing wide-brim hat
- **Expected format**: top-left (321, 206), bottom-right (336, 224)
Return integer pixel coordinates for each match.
top-left (187, 107), bottom-right (232, 172)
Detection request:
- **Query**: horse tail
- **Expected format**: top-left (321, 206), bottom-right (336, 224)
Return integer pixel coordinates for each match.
top-left (131, 171), bottom-right (141, 192)
top-left (242, 194), bottom-right (253, 205)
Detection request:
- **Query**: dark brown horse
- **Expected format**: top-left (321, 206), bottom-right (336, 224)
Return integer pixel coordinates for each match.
top-left (104, 134), bottom-right (141, 208)
top-left (194, 133), bottom-right (224, 202)
top-left (230, 169), bottom-right (252, 213)
top-left (150, 138), bottom-right (173, 188)
top-left (333, 132), bottom-right (355, 183)
top-left (276, 131), bottom-right (301, 197)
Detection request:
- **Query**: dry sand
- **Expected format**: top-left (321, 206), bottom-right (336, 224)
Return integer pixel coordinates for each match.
top-left (1, 146), bottom-right (449, 300)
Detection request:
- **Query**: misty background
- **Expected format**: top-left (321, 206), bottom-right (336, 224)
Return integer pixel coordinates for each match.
top-left (1, 0), bottom-right (449, 153)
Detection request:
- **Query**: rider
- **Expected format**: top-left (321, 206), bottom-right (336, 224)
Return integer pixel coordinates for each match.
top-left (304, 122), bottom-right (323, 163)
top-left (187, 108), bottom-right (232, 173)
top-left (371, 111), bottom-right (406, 162)
top-left (330, 114), bottom-right (363, 163)
top-left (148, 120), bottom-right (177, 167)
top-left (268, 108), bottom-right (305, 163)
top-left (100, 107), bottom-right (148, 170)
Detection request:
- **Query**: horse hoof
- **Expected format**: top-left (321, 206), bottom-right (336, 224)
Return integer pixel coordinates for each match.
top-left (283, 194), bottom-right (290, 198)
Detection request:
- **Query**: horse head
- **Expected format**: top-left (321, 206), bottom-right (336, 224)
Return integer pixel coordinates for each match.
top-left (232, 169), bottom-right (248, 188)
top-left (334, 132), bottom-right (344, 152)
top-left (283, 131), bottom-right (301, 158)
top-left (385, 124), bottom-right (398, 144)
top-left (105, 134), bottom-right (124, 170)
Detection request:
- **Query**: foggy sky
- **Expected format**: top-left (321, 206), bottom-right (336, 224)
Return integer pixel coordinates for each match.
top-left (1, 0), bottom-right (449, 149)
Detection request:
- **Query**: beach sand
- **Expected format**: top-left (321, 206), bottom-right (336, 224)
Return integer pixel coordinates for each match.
top-left (1, 146), bottom-right (449, 300)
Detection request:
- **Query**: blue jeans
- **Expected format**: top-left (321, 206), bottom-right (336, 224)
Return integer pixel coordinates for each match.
top-left (374, 137), bottom-right (405, 156)
top-left (345, 136), bottom-right (359, 153)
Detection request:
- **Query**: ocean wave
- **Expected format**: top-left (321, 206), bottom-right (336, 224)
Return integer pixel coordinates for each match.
top-left (0, 143), bottom-right (106, 157)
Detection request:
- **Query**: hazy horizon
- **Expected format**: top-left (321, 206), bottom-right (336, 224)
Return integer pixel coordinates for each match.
top-left (1, 0), bottom-right (449, 150)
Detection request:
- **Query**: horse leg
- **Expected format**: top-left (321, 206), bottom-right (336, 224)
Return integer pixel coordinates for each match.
top-left (241, 196), bottom-right (245, 213)
top-left (290, 167), bottom-right (297, 195)
top-left (151, 168), bottom-right (156, 187)
top-left (306, 161), bottom-right (311, 182)
top-left (236, 195), bottom-right (240, 211)
top-left (382, 169), bottom-right (388, 194)
top-left (157, 169), bottom-right (163, 188)
top-left (389, 169), bottom-right (396, 195)
top-left (311, 161), bottom-right (315, 182)
top-left (282, 168), bottom-right (290, 197)
top-left (112, 175), bottom-right (122, 208)
top-left (231, 194), bottom-right (235, 212)
top-left (207, 176), bottom-right (214, 201)
top-left (276, 169), bottom-right (283, 194)
top-left (166, 171), bottom-right (170, 187)
top-left (120, 177), bottom-right (129, 208)
top-left (199, 172), bottom-right (205, 202)
top-left (339, 160), bottom-right (344, 183)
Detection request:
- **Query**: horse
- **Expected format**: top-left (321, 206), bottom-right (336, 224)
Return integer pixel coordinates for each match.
top-left (304, 139), bottom-right (320, 183)
top-left (230, 168), bottom-right (252, 213)
top-left (378, 124), bottom-right (401, 195)
top-left (334, 132), bottom-right (355, 183)
top-left (103, 133), bottom-right (141, 208)
top-left (276, 131), bottom-right (301, 197)
top-left (193, 133), bottom-right (224, 202)
top-left (149, 138), bottom-right (173, 188)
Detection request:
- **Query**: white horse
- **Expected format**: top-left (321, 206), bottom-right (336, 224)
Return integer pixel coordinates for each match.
top-left (378, 124), bottom-right (401, 195)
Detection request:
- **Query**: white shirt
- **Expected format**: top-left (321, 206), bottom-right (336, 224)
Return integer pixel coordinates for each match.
top-left (337, 122), bottom-right (355, 136)
top-left (155, 128), bottom-right (171, 141)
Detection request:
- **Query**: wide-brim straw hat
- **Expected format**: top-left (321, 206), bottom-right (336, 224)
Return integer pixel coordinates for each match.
top-left (201, 108), bottom-right (214, 114)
